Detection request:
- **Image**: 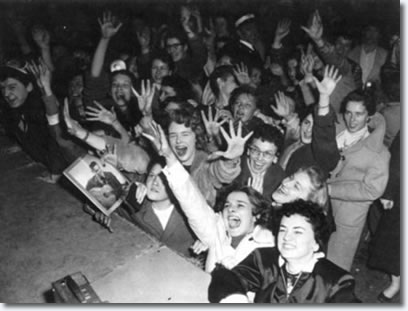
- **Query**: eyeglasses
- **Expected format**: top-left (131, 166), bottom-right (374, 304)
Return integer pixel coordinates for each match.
top-left (248, 146), bottom-right (276, 159)
top-left (166, 43), bottom-right (183, 51)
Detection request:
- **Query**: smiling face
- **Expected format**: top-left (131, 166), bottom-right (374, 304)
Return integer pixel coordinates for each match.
top-left (278, 214), bottom-right (319, 262)
top-left (233, 93), bottom-right (257, 123)
top-left (146, 164), bottom-right (169, 202)
top-left (166, 38), bottom-right (187, 63)
top-left (247, 138), bottom-right (278, 174)
top-left (111, 73), bottom-right (132, 106)
top-left (343, 100), bottom-right (369, 133)
top-left (222, 191), bottom-right (256, 237)
top-left (0, 78), bottom-right (32, 109)
top-left (272, 171), bottom-right (313, 204)
top-left (168, 122), bottom-right (197, 166)
top-left (151, 59), bottom-right (171, 85)
top-left (300, 114), bottom-right (313, 144)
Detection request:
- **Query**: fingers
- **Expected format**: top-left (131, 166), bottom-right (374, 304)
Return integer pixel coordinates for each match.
top-left (141, 132), bottom-right (155, 142)
top-left (200, 110), bottom-right (209, 127)
top-left (114, 22), bottom-right (123, 32)
top-left (135, 183), bottom-right (147, 204)
top-left (217, 118), bottom-right (228, 127)
top-left (131, 86), bottom-right (140, 98)
top-left (219, 125), bottom-right (230, 143)
top-left (243, 130), bottom-right (254, 142)
top-left (228, 120), bottom-right (234, 138)
top-left (236, 120), bottom-right (242, 138)
top-left (207, 151), bottom-right (223, 161)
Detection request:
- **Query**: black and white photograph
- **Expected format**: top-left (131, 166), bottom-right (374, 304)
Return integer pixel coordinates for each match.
top-left (0, 0), bottom-right (402, 305)
top-left (64, 154), bottom-right (130, 216)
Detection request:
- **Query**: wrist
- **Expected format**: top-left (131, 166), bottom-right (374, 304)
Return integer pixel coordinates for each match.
top-left (284, 112), bottom-right (296, 123)
top-left (272, 40), bottom-right (282, 49)
top-left (43, 85), bottom-right (52, 97)
top-left (315, 38), bottom-right (324, 48)
top-left (82, 130), bottom-right (90, 141)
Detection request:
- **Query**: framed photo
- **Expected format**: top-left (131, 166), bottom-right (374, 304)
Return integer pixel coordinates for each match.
top-left (63, 154), bottom-right (131, 216)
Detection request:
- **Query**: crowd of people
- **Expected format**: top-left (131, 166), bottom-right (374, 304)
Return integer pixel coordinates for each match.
top-left (0, 0), bottom-right (400, 303)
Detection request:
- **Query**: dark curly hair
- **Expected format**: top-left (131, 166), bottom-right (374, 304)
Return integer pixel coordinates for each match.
top-left (229, 85), bottom-right (258, 108)
top-left (340, 89), bottom-right (376, 116)
top-left (273, 200), bottom-right (331, 253)
top-left (247, 124), bottom-right (284, 157)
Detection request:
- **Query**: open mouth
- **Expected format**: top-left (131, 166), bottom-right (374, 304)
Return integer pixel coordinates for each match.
top-left (227, 215), bottom-right (241, 229)
top-left (252, 161), bottom-right (264, 170)
top-left (175, 146), bottom-right (188, 157)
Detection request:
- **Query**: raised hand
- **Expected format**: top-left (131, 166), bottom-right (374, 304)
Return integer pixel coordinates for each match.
top-left (274, 19), bottom-right (291, 44)
top-left (208, 120), bottom-right (253, 160)
top-left (301, 10), bottom-right (323, 42)
top-left (180, 5), bottom-right (194, 34)
top-left (271, 91), bottom-right (292, 119)
top-left (100, 143), bottom-right (119, 168)
top-left (26, 58), bottom-right (51, 92)
top-left (190, 6), bottom-right (203, 34)
top-left (142, 120), bottom-right (173, 158)
top-left (32, 25), bottom-right (50, 49)
top-left (201, 106), bottom-right (228, 138)
top-left (63, 98), bottom-right (84, 136)
top-left (85, 101), bottom-right (117, 124)
top-left (135, 182), bottom-right (147, 204)
top-left (300, 50), bottom-right (315, 83)
top-left (132, 80), bottom-right (156, 116)
top-left (233, 62), bottom-right (251, 85)
top-left (98, 11), bottom-right (123, 39)
top-left (313, 65), bottom-right (342, 97)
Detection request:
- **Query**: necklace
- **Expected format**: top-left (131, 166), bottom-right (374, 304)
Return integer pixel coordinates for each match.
top-left (283, 266), bottom-right (302, 296)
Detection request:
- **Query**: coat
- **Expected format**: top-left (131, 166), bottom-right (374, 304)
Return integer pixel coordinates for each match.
top-left (327, 112), bottom-right (390, 271)
top-left (281, 105), bottom-right (341, 179)
top-left (209, 247), bottom-right (360, 303)
top-left (368, 132), bottom-right (400, 275)
top-left (120, 183), bottom-right (196, 258)
top-left (348, 45), bottom-right (388, 85)
top-left (163, 161), bottom-right (275, 273)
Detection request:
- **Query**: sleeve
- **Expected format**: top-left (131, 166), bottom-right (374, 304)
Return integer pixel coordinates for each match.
top-left (188, 35), bottom-right (208, 69)
top-left (209, 250), bottom-right (266, 303)
top-left (327, 274), bottom-right (361, 303)
top-left (163, 161), bottom-right (219, 247)
top-left (312, 105), bottom-right (341, 177)
top-left (329, 152), bottom-right (390, 202)
top-left (381, 132), bottom-right (400, 201)
top-left (83, 71), bottom-right (111, 108)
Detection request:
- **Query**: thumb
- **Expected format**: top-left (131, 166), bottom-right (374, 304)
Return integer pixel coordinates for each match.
top-left (207, 151), bottom-right (223, 161)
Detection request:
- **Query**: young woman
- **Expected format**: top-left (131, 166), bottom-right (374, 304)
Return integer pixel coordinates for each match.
top-left (209, 200), bottom-right (360, 303)
top-left (93, 158), bottom-right (197, 258)
top-left (143, 119), bottom-right (272, 273)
